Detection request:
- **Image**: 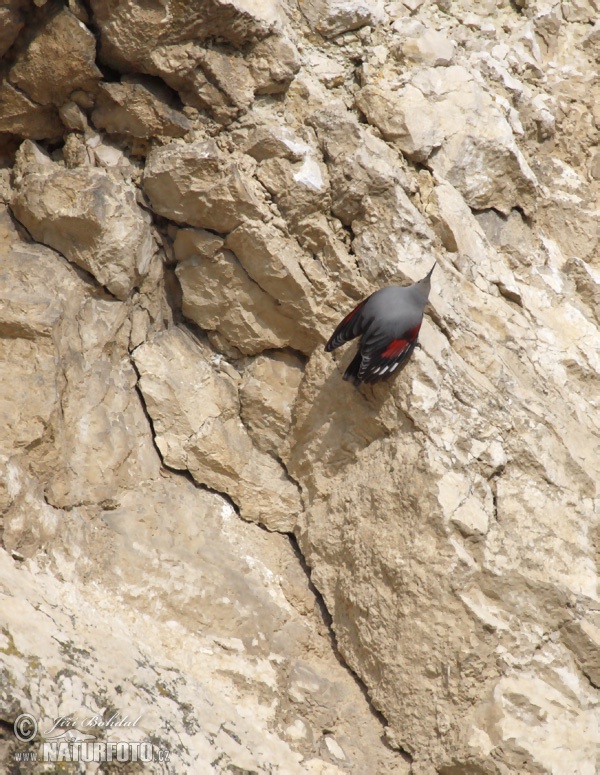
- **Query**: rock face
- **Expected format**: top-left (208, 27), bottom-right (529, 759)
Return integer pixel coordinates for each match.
top-left (1, 2), bottom-right (599, 774)
top-left (12, 142), bottom-right (156, 300)
top-left (133, 328), bottom-right (303, 531)
top-left (90, 0), bottom-right (299, 123)
top-left (91, 79), bottom-right (193, 139)
top-left (357, 66), bottom-right (538, 214)
top-left (9, 8), bottom-right (101, 107)
top-left (143, 139), bottom-right (265, 232)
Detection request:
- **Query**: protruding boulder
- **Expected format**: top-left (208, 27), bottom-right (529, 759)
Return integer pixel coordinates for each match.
top-left (226, 220), bottom-right (322, 347)
top-left (299, 0), bottom-right (385, 38)
top-left (175, 229), bottom-right (310, 355)
top-left (9, 8), bottom-right (101, 107)
top-left (12, 142), bottom-right (155, 299)
top-left (134, 329), bottom-right (303, 531)
top-left (356, 84), bottom-right (444, 163)
top-left (91, 0), bottom-right (282, 69)
top-left (90, 0), bottom-right (297, 122)
top-left (143, 139), bottom-right (265, 232)
top-left (0, 81), bottom-right (63, 140)
top-left (91, 79), bottom-right (192, 138)
top-left (248, 34), bottom-right (301, 94)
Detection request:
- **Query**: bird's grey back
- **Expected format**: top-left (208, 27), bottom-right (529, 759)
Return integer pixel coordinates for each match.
top-left (362, 284), bottom-right (428, 333)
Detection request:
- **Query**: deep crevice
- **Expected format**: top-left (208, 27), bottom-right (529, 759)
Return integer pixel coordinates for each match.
top-left (285, 532), bottom-right (412, 760)
top-left (130, 344), bottom-right (403, 758)
top-left (130, 350), bottom-right (243, 516)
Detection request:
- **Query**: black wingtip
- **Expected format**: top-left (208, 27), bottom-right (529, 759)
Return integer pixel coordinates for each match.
top-left (343, 350), bottom-right (363, 385)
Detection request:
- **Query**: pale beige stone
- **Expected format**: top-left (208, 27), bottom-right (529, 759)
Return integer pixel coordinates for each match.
top-left (12, 148), bottom-right (155, 300)
top-left (175, 231), bottom-right (309, 355)
top-left (242, 125), bottom-right (309, 162)
top-left (305, 51), bottom-right (347, 88)
top-left (309, 108), bottom-right (435, 282)
top-left (143, 139), bottom-right (265, 232)
top-left (198, 48), bottom-right (256, 111)
top-left (240, 352), bottom-right (305, 455)
top-left (9, 9), bottom-right (101, 106)
top-left (489, 652), bottom-right (600, 775)
top-left (401, 28), bottom-right (456, 66)
top-left (90, 0), bottom-right (294, 122)
top-left (248, 34), bottom-right (301, 95)
top-left (561, 0), bottom-right (599, 23)
top-left (133, 329), bottom-right (303, 531)
top-left (0, 241), bottom-right (67, 456)
top-left (359, 66), bottom-right (538, 214)
top-left (299, 0), bottom-right (385, 37)
top-left (0, 206), bottom-right (161, 512)
top-left (357, 83), bottom-right (444, 162)
top-left (0, 470), bottom-right (402, 773)
top-left (58, 100), bottom-right (88, 132)
top-left (226, 221), bottom-right (323, 350)
top-left (91, 80), bottom-right (192, 138)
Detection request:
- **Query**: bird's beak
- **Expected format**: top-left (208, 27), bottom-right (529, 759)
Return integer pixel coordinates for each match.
top-left (426, 262), bottom-right (436, 279)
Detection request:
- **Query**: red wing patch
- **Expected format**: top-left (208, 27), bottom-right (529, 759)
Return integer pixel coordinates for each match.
top-left (381, 324), bottom-right (421, 358)
top-left (342, 304), bottom-right (362, 326)
top-left (382, 338), bottom-right (409, 358)
top-left (357, 323), bottom-right (422, 383)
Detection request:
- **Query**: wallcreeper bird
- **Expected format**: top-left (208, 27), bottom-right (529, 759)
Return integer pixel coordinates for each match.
top-left (325, 264), bottom-right (435, 386)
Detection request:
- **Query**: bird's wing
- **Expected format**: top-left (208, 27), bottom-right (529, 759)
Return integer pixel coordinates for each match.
top-left (358, 325), bottom-right (421, 384)
top-left (325, 296), bottom-right (371, 352)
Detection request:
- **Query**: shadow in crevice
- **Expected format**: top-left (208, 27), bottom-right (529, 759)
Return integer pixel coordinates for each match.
top-left (285, 531), bottom-right (411, 761)
top-left (286, 345), bottom-right (417, 483)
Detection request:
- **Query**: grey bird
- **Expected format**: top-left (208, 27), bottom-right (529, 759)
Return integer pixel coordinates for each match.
top-left (325, 264), bottom-right (436, 386)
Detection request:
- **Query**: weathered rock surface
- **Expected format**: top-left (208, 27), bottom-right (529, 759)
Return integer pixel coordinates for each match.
top-left (0, 470), bottom-right (402, 774)
top-left (90, 0), bottom-right (299, 123)
top-left (299, 0), bottom-right (385, 38)
top-left (401, 28), bottom-right (456, 67)
top-left (0, 1), bottom-right (24, 58)
top-left (12, 142), bottom-right (156, 299)
top-left (9, 8), bottom-right (101, 107)
top-left (91, 79), bottom-right (192, 139)
top-left (0, 206), bottom-right (401, 772)
top-left (0, 206), bottom-right (161, 510)
top-left (1, 1), bottom-right (599, 774)
top-left (133, 328), bottom-right (302, 532)
top-left (0, 81), bottom-right (63, 140)
top-left (240, 351), bottom-right (305, 456)
top-left (143, 139), bottom-right (265, 232)
top-left (357, 66), bottom-right (538, 214)
top-left (174, 228), bottom-right (309, 355)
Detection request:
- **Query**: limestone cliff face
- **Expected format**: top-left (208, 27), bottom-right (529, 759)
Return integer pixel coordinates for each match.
top-left (0, 1), bottom-right (598, 773)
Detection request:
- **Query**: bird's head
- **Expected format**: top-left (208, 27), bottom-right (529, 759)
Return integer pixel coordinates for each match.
top-left (413, 262), bottom-right (436, 301)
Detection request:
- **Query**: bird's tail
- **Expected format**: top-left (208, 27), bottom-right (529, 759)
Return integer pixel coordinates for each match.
top-left (343, 350), bottom-right (363, 386)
